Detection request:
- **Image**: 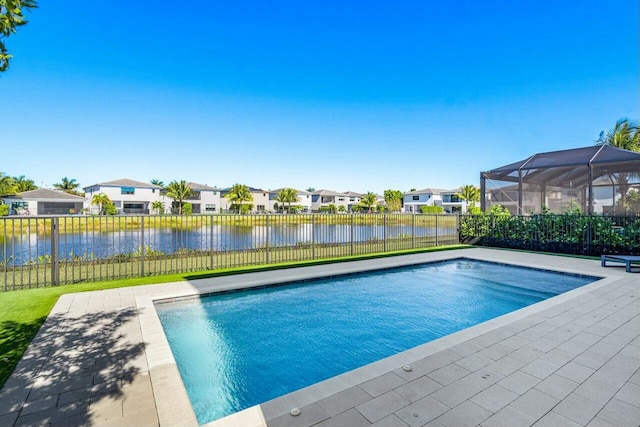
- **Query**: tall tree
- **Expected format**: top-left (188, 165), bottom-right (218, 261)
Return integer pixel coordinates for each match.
top-left (0, 171), bottom-right (16, 196)
top-left (276, 188), bottom-right (299, 213)
top-left (383, 189), bottom-right (403, 212)
top-left (165, 180), bottom-right (193, 215)
top-left (91, 193), bottom-right (112, 215)
top-left (596, 118), bottom-right (640, 211)
top-left (53, 177), bottom-right (81, 195)
top-left (360, 192), bottom-right (378, 213)
top-left (457, 185), bottom-right (480, 209)
top-left (13, 175), bottom-right (37, 192)
top-left (224, 184), bottom-right (253, 213)
top-left (0, 0), bottom-right (37, 72)
top-left (306, 187), bottom-right (316, 192)
top-left (150, 179), bottom-right (164, 187)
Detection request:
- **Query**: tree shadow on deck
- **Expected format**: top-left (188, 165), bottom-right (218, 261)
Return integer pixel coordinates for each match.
top-left (0, 307), bottom-right (153, 427)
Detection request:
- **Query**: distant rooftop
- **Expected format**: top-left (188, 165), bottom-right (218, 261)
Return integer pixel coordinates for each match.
top-left (404, 188), bottom-right (448, 196)
top-left (269, 188), bottom-right (312, 195)
top-left (5, 189), bottom-right (85, 200)
top-left (84, 178), bottom-right (162, 190)
top-left (312, 189), bottom-right (346, 197)
top-left (186, 182), bottom-right (221, 191)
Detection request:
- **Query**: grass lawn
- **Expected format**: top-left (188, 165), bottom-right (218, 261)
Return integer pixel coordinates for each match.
top-left (0, 244), bottom-right (470, 389)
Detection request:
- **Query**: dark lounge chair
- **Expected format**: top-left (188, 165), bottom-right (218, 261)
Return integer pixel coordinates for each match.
top-left (601, 255), bottom-right (640, 273)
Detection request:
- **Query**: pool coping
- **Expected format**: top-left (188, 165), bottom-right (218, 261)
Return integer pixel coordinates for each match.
top-left (2, 247), bottom-right (637, 427)
top-left (134, 249), bottom-right (622, 427)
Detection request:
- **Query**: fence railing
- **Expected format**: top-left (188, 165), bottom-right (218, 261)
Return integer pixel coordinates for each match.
top-left (459, 214), bottom-right (640, 256)
top-left (0, 213), bottom-right (460, 291)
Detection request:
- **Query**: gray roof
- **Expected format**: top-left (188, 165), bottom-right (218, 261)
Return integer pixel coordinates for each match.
top-left (269, 188), bottom-right (312, 195)
top-left (5, 189), bottom-right (85, 201)
top-left (312, 189), bottom-right (346, 197)
top-left (84, 179), bottom-right (162, 190)
top-left (344, 191), bottom-right (363, 197)
top-left (441, 187), bottom-right (463, 194)
top-left (404, 188), bottom-right (447, 196)
top-left (186, 182), bottom-right (220, 191)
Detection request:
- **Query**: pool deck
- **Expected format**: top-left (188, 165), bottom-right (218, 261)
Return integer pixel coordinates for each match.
top-left (0, 247), bottom-right (638, 427)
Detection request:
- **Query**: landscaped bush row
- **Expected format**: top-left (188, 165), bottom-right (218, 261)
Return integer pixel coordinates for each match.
top-left (459, 211), bottom-right (640, 256)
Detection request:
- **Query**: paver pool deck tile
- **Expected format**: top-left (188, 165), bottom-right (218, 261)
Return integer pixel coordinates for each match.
top-left (1, 248), bottom-right (639, 427)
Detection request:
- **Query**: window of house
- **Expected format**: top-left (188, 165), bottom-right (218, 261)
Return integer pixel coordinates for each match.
top-left (338, 197), bottom-right (345, 201)
top-left (121, 187), bottom-right (135, 195)
top-left (152, 189), bottom-right (155, 193)
top-left (412, 195), bottom-right (419, 200)
top-left (205, 204), bottom-right (216, 212)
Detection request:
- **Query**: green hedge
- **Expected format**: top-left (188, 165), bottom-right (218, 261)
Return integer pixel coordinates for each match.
top-left (460, 212), bottom-right (640, 256)
top-left (420, 206), bottom-right (444, 214)
top-left (0, 204), bottom-right (8, 216)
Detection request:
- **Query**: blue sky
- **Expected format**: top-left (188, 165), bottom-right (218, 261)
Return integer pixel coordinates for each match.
top-left (1, 0), bottom-right (638, 194)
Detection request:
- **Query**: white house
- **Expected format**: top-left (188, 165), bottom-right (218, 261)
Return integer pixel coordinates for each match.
top-left (344, 191), bottom-right (362, 211)
top-left (311, 189), bottom-right (351, 212)
top-left (185, 182), bottom-right (222, 214)
top-left (221, 186), bottom-right (270, 213)
top-left (402, 188), bottom-right (445, 213)
top-left (268, 188), bottom-right (312, 212)
top-left (84, 178), bottom-right (165, 214)
top-left (440, 188), bottom-right (466, 213)
top-left (2, 189), bottom-right (85, 216)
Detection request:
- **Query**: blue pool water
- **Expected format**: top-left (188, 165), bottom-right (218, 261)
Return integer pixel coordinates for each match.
top-left (156, 259), bottom-right (595, 424)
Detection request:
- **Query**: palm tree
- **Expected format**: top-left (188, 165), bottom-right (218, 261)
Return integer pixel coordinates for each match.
top-left (151, 201), bottom-right (165, 215)
top-left (91, 193), bottom-right (112, 215)
top-left (276, 188), bottom-right (299, 213)
top-left (0, 172), bottom-right (17, 197)
top-left (596, 118), bottom-right (640, 152)
top-left (53, 177), bottom-right (81, 195)
top-left (165, 180), bottom-right (194, 215)
top-left (150, 179), bottom-right (165, 187)
top-left (457, 185), bottom-right (480, 209)
top-left (224, 184), bottom-right (253, 213)
top-left (13, 176), bottom-right (37, 192)
top-left (360, 192), bottom-right (378, 213)
top-left (596, 118), bottom-right (640, 211)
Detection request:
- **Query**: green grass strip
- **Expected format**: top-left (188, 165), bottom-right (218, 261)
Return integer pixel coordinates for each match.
top-left (0, 244), bottom-right (470, 389)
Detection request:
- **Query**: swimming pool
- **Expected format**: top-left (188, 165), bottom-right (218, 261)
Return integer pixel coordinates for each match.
top-left (156, 258), bottom-right (595, 425)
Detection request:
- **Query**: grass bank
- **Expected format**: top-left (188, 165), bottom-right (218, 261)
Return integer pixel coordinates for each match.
top-left (0, 244), bottom-right (470, 389)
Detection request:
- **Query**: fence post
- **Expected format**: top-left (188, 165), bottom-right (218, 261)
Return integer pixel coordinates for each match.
top-left (265, 214), bottom-right (270, 264)
top-left (383, 214), bottom-right (387, 252)
top-left (140, 216), bottom-right (145, 277)
top-left (51, 217), bottom-right (59, 286)
top-left (412, 214), bottom-right (416, 249)
top-left (312, 214), bottom-right (316, 259)
top-left (586, 218), bottom-right (592, 255)
top-left (435, 215), bottom-right (439, 247)
top-left (3, 219), bottom-right (6, 291)
top-left (209, 216), bottom-right (214, 269)
top-left (350, 214), bottom-right (354, 256)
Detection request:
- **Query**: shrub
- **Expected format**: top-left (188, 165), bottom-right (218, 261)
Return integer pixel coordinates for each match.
top-left (182, 203), bottom-right (193, 215)
top-left (420, 206), bottom-right (444, 214)
top-left (0, 204), bottom-right (8, 216)
top-left (105, 202), bottom-right (117, 215)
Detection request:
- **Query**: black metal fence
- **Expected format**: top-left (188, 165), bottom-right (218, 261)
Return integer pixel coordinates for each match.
top-left (459, 214), bottom-right (640, 256)
top-left (0, 213), bottom-right (460, 291)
